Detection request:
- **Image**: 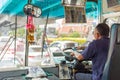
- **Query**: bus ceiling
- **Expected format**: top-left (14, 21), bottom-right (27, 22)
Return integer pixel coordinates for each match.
top-left (0, 0), bottom-right (98, 18)
top-left (0, 0), bottom-right (120, 23)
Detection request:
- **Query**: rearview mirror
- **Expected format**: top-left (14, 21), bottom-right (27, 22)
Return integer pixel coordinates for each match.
top-left (23, 4), bottom-right (42, 18)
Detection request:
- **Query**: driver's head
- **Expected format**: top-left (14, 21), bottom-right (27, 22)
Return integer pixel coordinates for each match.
top-left (93, 23), bottom-right (109, 40)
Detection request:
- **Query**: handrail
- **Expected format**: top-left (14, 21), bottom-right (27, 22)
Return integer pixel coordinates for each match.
top-left (0, 36), bottom-right (14, 62)
top-left (0, 36), bottom-right (13, 56)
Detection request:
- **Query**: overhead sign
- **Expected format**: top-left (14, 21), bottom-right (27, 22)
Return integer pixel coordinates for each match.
top-left (62, 0), bottom-right (86, 23)
top-left (64, 6), bottom-right (86, 23)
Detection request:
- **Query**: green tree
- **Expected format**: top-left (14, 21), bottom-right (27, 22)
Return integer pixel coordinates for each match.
top-left (59, 31), bottom-right (81, 38)
top-left (69, 31), bottom-right (81, 38)
top-left (35, 27), bottom-right (42, 40)
top-left (8, 27), bottom-right (25, 38)
top-left (17, 28), bottom-right (25, 38)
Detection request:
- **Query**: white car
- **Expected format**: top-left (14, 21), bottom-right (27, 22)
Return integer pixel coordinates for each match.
top-left (47, 41), bottom-right (79, 53)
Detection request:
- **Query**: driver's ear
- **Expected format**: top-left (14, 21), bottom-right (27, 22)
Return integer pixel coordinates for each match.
top-left (97, 32), bottom-right (101, 38)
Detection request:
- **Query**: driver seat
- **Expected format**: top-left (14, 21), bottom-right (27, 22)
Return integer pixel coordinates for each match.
top-left (102, 24), bottom-right (120, 80)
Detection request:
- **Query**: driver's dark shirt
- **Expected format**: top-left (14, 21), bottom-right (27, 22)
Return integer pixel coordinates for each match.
top-left (81, 37), bottom-right (110, 80)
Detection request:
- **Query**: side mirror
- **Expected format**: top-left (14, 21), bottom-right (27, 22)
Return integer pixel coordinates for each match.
top-left (23, 4), bottom-right (42, 18)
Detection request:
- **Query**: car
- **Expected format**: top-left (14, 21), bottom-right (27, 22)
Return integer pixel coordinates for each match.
top-left (47, 41), bottom-right (79, 53)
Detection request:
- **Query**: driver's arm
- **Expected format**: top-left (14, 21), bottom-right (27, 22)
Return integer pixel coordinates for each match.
top-left (76, 54), bottom-right (84, 61)
top-left (71, 52), bottom-right (84, 61)
top-left (71, 41), bottom-right (95, 61)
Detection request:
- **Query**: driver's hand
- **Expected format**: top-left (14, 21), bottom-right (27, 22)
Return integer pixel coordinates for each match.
top-left (70, 52), bottom-right (75, 56)
top-left (76, 46), bottom-right (86, 50)
top-left (71, 52), bottom-right (84, 61)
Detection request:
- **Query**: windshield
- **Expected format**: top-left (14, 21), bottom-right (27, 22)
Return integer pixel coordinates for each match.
top-left (0, 0), bottom-right (120, 69)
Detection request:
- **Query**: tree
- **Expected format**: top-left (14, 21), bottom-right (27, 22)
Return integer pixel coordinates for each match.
top-left (8, 27), bottom-right (25, 38)
top-left (60, 31), bottom-right (81, 38)
top-left (35, 27), bottom-right (42, 40)
top-left (69, 31), bottom-right (81, 37)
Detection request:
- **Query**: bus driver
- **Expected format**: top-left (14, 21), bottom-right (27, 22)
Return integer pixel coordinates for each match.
top-left (71, 23), bottom-right (110, 80)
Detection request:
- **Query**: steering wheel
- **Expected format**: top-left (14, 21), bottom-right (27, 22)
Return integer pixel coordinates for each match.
top-left (62, 47), bottom-right (77, 62)
top-left (62, 47), bottom-right (92, 74)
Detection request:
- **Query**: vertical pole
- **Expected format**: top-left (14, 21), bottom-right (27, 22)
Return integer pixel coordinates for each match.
top-left (41, 12), bottom-right (49, 57)
top-left (98, 0), bottom-right (102, 23)
top-left (28, 0), bottom-right (32, 4)
top-left (25, 0), bottom-right (31, 66)
top-left (14, 15), bottom-right (17, 63)
top-left (25, 16), bottom-right (29, 66)
top-left (41, 0), bottom-right (49, 57)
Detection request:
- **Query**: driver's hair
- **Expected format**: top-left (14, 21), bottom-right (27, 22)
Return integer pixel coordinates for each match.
top-left (96, 23), bottom-right (110, 37)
